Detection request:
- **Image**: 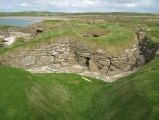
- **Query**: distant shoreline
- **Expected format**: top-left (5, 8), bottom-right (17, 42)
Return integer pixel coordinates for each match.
top-left (0, 16), bottom-right (70, 21)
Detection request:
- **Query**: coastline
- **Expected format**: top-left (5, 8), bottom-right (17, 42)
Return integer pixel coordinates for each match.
top-left (0, 16), bottom-right (70, 21)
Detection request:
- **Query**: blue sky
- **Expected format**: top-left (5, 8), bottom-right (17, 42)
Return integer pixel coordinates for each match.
top-left (0, 0), bottom-right (158, 13)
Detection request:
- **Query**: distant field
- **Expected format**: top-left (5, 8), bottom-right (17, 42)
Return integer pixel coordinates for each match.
top-left (0, 11), bottom-right (155, 16)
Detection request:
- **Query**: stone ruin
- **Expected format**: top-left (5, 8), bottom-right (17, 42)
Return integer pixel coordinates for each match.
top-left (1, 27), bottom-right (159, 82)
top-left (0, 26), bottom-right (46, 47)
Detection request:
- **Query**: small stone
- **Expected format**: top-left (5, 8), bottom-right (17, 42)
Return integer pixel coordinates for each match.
top-left (98, 60), bottom-right (110, 66)
top-left (125, 49), bottom-right (129, 53)
top-left (96, 49), bottom-right (105, 54)
top-left (80, 52), bottom-right (91, 57)
top-left (21, 56), bottom-right (35, 66)
top-left (108, 69), bottom-right (123, 76)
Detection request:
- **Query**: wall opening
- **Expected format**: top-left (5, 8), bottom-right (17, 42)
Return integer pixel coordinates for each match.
top-left (85, 57), bottom-right (90, 68)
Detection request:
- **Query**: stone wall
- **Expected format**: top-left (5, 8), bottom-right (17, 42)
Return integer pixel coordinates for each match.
top-left (1, 41), bottom-right (78, 72)
top-left (0, 27), bottom-right (34, 47)
top-left (70, 41), bottom-right (141, 76)
top-left (137, 31), bottom-right (159, 63)
top-left (1, 27), bottom-right (159, 82)
top-left (1, 37), bottom-right (143, 77)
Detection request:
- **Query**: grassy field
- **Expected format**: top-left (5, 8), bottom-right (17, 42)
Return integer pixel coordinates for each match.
top-left (0, 11), bottom-right (155, 16)
top-left (1, 56), bottom-right (159, 120)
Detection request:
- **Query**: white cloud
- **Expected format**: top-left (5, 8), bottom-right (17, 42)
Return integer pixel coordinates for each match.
top-left (126, 2), bottom-right (138, 8)
top-left (21, 3), bottom-right (27, 6)
top-left (72, 0), bottom-right (95, 8)
top-left (40, 0), bottom-right (95, 8)
top-left (0, 0), bottom-right (158, 12)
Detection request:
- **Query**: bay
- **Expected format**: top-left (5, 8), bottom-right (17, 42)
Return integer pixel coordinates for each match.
top-left (0, 17), bottom-right (42, 27)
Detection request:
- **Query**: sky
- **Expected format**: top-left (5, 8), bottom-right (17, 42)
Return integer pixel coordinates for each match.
top-left (0, 0), bottom-right (158, 13)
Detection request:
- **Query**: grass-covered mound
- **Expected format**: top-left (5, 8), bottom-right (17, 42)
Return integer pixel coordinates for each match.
top-left (92, 56), bottom-right (159, 120)
top-left (0, 22), bottom-right (136, 61)
top-left (0, 65), bottom-right (105, 120)
top-left (1, 56), bottom-right (159, 120)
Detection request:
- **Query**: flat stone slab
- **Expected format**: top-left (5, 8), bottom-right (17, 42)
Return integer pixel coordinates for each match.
top-left (3, 36), bottom-right (15, 46)
top-left (89, 60), bottom-right (99, 72)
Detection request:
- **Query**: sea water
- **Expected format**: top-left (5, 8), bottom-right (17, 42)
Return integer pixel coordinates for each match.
top-left (0, 17), bottom-right (42, 27)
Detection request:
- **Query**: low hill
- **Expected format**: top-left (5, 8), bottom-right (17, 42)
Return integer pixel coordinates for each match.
top-left (1, 56), bottom-right (159, 120)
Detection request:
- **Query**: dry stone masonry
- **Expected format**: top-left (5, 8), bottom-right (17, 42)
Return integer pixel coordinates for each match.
top-left (0, 26), bottom-right (44, 47)
top-left (1, 37), bottom-right (144, 82)
top-left (1, 27), bottom-right (159, 82)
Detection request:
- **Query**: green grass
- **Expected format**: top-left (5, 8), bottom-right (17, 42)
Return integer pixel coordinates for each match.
top-left (85, 27), bottom-right (134, 45)
top-left (0, 25), bottom-right (10, 30)
top-left (76, 27), bottom-right (135, 52)
top-left (143, 28), bottom-right (159, 48)
top-left (1, 56), bottom-right (159, 120)
top-left (42, 20), bottom-right (62, 23)
top-left (0, 24), bottom-right (135, 59)
top-left (0, 65), bottom-right (106, 120)
top-left (92, 56), bottom-right (159, 120)
top-left (71, 12), bottom-right (154, 16)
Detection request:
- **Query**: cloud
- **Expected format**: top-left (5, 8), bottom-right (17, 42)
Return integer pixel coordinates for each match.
top-left (0, 0), bottom-right (158, 13)
top-left (8, 6), bottom-right (14, 8)
top-left (35, 0), bottom-right (95, 8)
top-left (110, 0), bottom-right (138, 3)
top-left (126, 2), bottom-right (138, 8)
top-left (21, 3), bottom-right (28, 6)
